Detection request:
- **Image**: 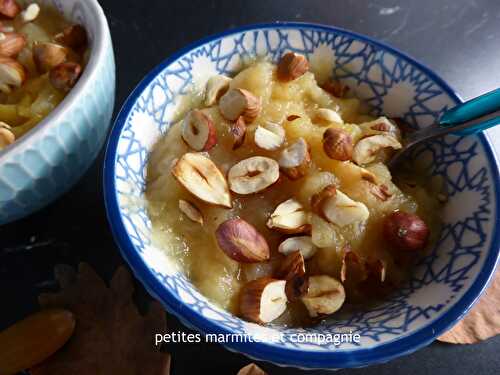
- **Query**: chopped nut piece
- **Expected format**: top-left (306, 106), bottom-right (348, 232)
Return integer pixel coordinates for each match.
top-left (286, 114), bottom-right (301, 121)
top-left (181, 109), bottom-right (217, 151)
top-left (267, 198), bottom-right (310, 234)
top-left (228, 156), bottom-right (279, 194)
top-left (352, 134), bottom-right (402, 165)
top-left (178, 199), bottom-right (203, 224)
top-left (33, 42), bottom-right (69, 73)
top-left (278, 137), bottom-right (311, 180)
top-left (0, 32), bottom-right (25, 57)
top-left (49, 62), bottom-right (82, 91)
top-left (314, 108), bottom-right (343, 124)
top-left (215, 218), bottom-right (270, 263)
top-left (275, 250), bottom-right (306, 280)
top-left (278, 236), bottom-right (317, 259)
top-left (322, 128), bottom-right (353, 161)
top-left (0, 121), bottom-right (14, 149)
top-left (240, 278), bottom-right (287, 323)
top-left (301, 275), bottom-right (345, 318)
top-left (230, 116), bottom-right (246, 149)
top-left (310, 184), bottom-right (337, 215)
top-left (321, 190), bottom-right (369, 227)
top-left (20, 3), bottom-right (39, 22)
top-left (0, 0), bottom-right (20, 18)
top-left (0, 56), bottom-right (25, 92)
top-left (285, 274), bottom-right (309, 302)
top-left (277, 52), bottom-right (309, 82)
top-left (171, 152), bottom-right (232, 208)
top-left (320, 79), bottom-right (349, 97)
top-left (254, 122), bottom-right (285, 151)
top-left (219, 88), bottom-right (261, 123)
top-left (370, 183), bottom-right (392, 201)
top-left (54, 24), bottom-right (88, 49)
top-left (204, 75), bottom-right (231, 106)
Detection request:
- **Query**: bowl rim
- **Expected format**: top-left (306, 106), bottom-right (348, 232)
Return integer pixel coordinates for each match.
top-left (0, 0), bottom-right (110, 162)
top-left (103, 22), bottom-right (500, 369)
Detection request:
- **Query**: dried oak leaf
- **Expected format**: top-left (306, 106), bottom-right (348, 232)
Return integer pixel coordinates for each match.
top-left (31, 263), bottom-right (170, 375)
top-left (438, 270), bottom-right (500, 344)
top-left (237, 363), bottom-right (268, 375)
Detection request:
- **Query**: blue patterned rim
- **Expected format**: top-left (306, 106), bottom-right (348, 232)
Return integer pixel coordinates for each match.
top-left (103, 22), bottom-right (500, 369)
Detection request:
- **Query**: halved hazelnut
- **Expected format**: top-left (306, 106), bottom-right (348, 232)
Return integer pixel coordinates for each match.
top-left (278, 137), bottom-right (311, 180)
top-left (266, 198), bottom-right (310, 234)
top-left (215, 218), bottom-right (270, 263)
top-left (285, 274), bottom-right (309, 302)
top-left (49, 62), bottom-right (82, 91)
top-left (359, 117), bottom-right (400, 138)
top-left (0, 121), bottom-right (14, 149)
top-left (0, 32), bottom-right (25, 57)
top-left (277, 52), bottom-right (309, 82)
top-left (320, 79), bottom-right (349, 98)
top-left (322, 128), bottom-right (353, 161)
top-left (254, 122), bottom-right (285, 151)
top-left (314, 108), bottom-right (343, 124)
top-left (178, 199), bottom-right (203, 225)
top-left (0, 0), bottom-right (20, 18)
top-left (383, 211), bottom-right (429, 251)
top-left (240, 277), bottom-right (287, 323)
top-left (171, 152), bottom-right (232, 208)
top-left (228, 156), bottom-right (279, 195)
top-left (301, 275), bottom-right (345, 318)
top-left (352, 134), bottom-right (402, 165)
top-left (321, 190), bottom-right (369, 227)
top-left (275, 250), bottom-right (305, 280)
top-left (33, 42), bottom-right (69, 73)
top-left (237, 363), bottom-right (268, 375)
top-left (278, 236), bottom-right (317, 260)
top-left (54, 24), bottom-right (88, 49)
top-left (310, 184), bottom-right (337, 216)
top-left (204, 75), bottom-right (231, 106)
top-left (20, 3), bottom-right (39, 22)
top-left (181, 109), bottom-right (217, 151)
top-left (230, 116), bottom-right (246, 150)
top-left (0, 56), bottom-right (25, 92)
top-left (219, 88), bottom-right (261, 123)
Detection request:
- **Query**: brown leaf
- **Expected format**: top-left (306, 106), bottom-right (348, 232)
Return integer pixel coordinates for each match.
top-left (32, 263), bottom-right (170, 375)
top-left (237, 363), bottom-right (268, 375)
top-left (438, 270), bottom-right (500, 344)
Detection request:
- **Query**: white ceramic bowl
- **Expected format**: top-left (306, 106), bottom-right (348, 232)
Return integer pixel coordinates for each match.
top-left (104, 23), bottom-right (499, 369)
top-left (0, 0), bottom-right (115, 224)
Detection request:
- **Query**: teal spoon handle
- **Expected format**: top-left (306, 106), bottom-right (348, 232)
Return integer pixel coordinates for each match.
top-left (389, 89), bottom-right (500, 168)
top-left (440, 88), bottom-right (500, 135)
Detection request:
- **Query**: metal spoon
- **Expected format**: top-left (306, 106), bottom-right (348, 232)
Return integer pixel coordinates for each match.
top-left (389, 88), bottom-right (500, 168)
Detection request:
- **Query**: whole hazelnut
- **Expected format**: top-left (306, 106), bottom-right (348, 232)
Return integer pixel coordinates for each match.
top-left (383, 211), bottom-right (429, 251)
top-left (322, 128), bottom-right (353, 161)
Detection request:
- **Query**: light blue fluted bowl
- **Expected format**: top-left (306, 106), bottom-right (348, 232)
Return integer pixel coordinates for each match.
top-left (104, 23), bottom-right (499, 369)
top-left (0, 0), bottom-right (115, 224)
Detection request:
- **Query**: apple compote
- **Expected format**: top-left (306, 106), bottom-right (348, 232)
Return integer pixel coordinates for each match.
top-left (146, 52), bottom-right (441, 326)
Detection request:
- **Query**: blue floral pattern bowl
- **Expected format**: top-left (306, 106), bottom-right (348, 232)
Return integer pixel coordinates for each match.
top-left (104, 23), bottom-right (499, 369)
top-left (0, 0), bottom-right (115, 224)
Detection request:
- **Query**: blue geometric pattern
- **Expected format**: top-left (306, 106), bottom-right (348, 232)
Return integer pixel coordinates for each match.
top-left (105, 24), bottom-right (499, 368)
top-left (0, 0), bottom-right (115, 224)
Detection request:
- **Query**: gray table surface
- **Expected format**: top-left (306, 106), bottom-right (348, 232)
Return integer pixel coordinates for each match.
top-left (1, 0), bottom-right (499, 374)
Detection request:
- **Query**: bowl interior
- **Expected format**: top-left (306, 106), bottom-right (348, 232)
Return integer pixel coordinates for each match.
top-left (105, 24), bottom-right (499, 368)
